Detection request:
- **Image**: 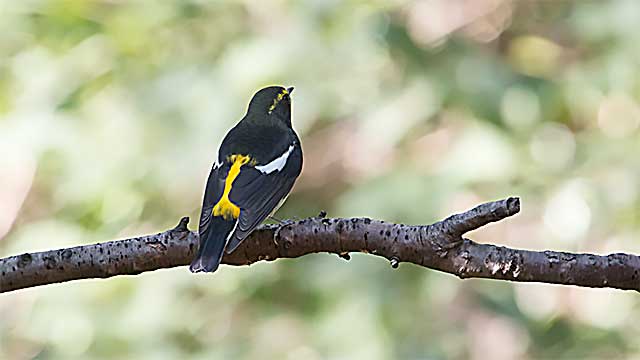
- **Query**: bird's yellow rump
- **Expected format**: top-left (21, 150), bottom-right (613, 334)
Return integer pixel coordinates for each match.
top-left (212, 154), bottom-right (253, 220)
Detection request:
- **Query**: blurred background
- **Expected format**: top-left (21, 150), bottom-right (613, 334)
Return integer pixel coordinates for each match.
top-left (1, 0), bottom-right (639, 359)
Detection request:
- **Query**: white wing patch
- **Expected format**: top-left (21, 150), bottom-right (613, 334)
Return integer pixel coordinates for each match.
top-left (255, 144), bottom-right (295, 174)
top-left (213, 149), bottom-right (222, 169)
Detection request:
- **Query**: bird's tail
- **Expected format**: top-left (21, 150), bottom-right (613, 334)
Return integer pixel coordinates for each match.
top-left (189, 217), bottom-right (237, 273)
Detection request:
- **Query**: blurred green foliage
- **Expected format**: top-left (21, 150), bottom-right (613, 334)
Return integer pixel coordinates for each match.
top-left (1, 0), bottom-right (639, 359)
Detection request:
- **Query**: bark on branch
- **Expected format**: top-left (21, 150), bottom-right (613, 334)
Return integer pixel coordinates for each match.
top-left (1, 197), bottom-right (639, 293)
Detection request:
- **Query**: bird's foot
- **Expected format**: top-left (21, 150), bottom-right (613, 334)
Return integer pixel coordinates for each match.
top-left (272, 218), bottom-right (297, 246)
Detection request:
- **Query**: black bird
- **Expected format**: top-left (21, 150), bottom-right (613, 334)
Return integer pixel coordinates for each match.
top-left (190, 86), bottom-right (303, 273)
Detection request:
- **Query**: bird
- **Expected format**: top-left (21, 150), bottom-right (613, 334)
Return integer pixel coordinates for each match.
top-left (189, 85), bottom-right (303, 273)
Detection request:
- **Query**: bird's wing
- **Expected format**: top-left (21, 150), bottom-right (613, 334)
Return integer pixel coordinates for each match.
top-left (197, 162), bottom-right (227, 247)
top-left (226, 144), bottom-right (302, 253)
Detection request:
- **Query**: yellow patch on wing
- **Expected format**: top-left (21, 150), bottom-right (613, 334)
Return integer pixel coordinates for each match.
top-left (212, 154), bottom-right (253, 220)
top-left (268, 88), bottom-right (289, 113)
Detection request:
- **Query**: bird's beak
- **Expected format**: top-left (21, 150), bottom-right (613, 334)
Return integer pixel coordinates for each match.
top-left (287, 87), bottom-right (294, 95)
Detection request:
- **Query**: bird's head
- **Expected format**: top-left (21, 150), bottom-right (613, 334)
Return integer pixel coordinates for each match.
top-left (247, 85), bottom-right (294, 126)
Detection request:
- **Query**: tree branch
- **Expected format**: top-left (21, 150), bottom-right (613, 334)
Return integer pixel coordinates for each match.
top-left (1, 197), bottom-right (639, 293)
